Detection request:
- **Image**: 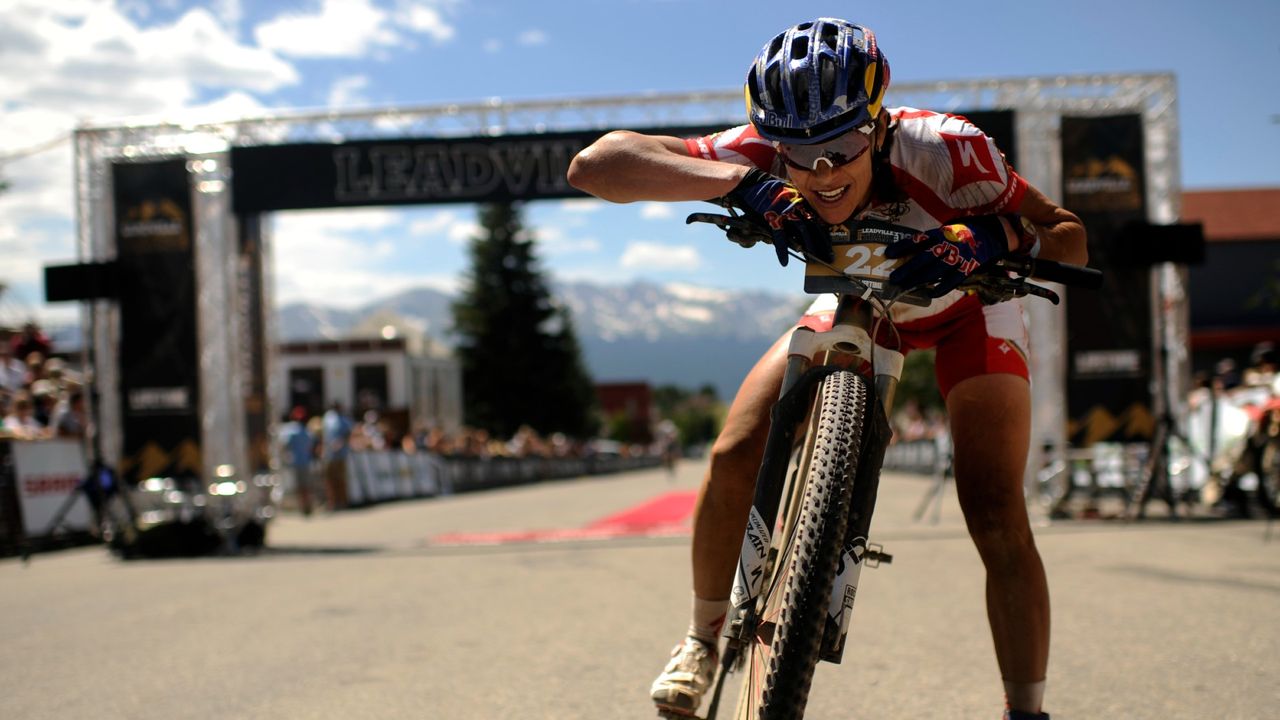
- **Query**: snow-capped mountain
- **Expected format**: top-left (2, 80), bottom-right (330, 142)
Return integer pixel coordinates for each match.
top-left (276, 280), bottom-right (811, 400)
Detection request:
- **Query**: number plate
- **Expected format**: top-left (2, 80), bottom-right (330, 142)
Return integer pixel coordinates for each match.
top-left (803, 221), bottom-right (931, 305)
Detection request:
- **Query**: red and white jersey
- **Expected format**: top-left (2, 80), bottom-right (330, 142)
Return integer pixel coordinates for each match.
top-left (683, 107), bottom-right (1028, 322)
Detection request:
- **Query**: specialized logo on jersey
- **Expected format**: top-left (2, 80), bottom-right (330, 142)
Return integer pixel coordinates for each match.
top-left (939, 131), bottom-right (1003, 193)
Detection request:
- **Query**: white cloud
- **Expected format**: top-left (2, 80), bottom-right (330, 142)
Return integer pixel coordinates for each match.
top-left (533, 226), bottom-right (600, 255)
top-left (270, 208), bottom-right (434, 307)
top-left (328, 75), bottom-right (371, 107)
top-left (255, 0), bottom-right (395, 58)
top-left (448, 222), bottom-right (481, 244)
top-left (558, 198), bottom-right (603, 214)
top-left (518, 29), bottom-right (548, 46)
top-left (254, 0), bottom-right (454, 58)
top-left (483, 38), bottom-right (502, 54)
top-left (396, 2), bottom-right (454, 42)
top-left (639, 202), bottom-right (675, 220)
top-left (1, 3), bottom-right (296, 123)
top-left (0, 1), bottom-right (299, 261)
top-left (620, 242), bottom-right (701, 271)
top-left (406, 210), bottom-right (480, 246)
top-left (211, 0), bottom-right (244, 30)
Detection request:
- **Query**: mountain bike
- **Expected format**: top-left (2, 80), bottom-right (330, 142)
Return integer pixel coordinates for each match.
top-left (678, 211), bottom-right (1102, 720)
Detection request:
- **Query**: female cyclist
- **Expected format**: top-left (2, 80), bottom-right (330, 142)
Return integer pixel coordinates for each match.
top-left (568, 18), bottom-right (1085, 720)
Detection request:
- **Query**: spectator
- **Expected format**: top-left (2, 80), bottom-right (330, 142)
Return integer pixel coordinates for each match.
top-left (43, 357), bottom-right (78, 393)
top-left (359, 409), bottom-right (387, 451)
top-left (280, 406), bottom-right (318, 516)
top-left (0, 343), bottom-right (24, 394)
top-left (22, 351), bottom-right (45, 388)
top-left (1243, 342), bottom-right (1278, 388)
top-left (30, 380), bottom-right (57, 427)
top-left (50, 387), bottom-right (88, 440)
top-left (2, 391), bottom-right (47, 440)
top-left (322, 402), bottom-right (354, 511)
top-left (11, 321), bottom-right (52, 364)
top-left (1213, 357), bottom-right (1242, 391)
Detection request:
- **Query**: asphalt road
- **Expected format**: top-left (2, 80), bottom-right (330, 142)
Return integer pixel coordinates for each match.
top-left (2, 459), bottom-right (1277, 720)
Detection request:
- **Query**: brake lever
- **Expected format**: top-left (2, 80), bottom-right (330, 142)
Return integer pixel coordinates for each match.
top-left (686, 212), bottom-right (773, 249)
top-left (1022, 282), bottom-right (1060, 305)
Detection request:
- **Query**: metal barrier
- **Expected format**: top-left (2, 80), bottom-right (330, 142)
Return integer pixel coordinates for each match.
top-left (883, 439), bottom-right (949, 476)
top-left (330, 450), bottom-right (663, 508)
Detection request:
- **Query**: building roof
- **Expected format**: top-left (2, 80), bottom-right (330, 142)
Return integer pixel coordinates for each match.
top-left (1181, 188), bottom-right (1280, 241)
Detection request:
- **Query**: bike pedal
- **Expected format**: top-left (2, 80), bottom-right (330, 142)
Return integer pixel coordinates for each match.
top-left (865, 542), bottom-right (893, 567)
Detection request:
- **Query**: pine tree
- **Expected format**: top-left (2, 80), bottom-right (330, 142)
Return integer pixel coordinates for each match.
top-left (451, 202), bottom-right (598, 439)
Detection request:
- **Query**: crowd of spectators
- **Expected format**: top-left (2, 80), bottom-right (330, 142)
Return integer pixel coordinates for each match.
top-left (0, 322), bottom-right (88, 442)
top-left (890, 398), bottom-right (949, 444)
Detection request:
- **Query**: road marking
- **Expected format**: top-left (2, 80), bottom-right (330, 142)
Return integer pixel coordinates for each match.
top-left (427, 490), bottom-right (698, 546)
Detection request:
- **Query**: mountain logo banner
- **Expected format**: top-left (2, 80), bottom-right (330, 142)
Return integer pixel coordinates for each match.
top-left (1061, 114), bottom-right (1152, 446)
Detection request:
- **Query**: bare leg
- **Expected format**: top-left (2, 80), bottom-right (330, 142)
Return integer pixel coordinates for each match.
top-left (690, 330), bottom-right (790, 600)
top-left (947, 373), bottom-right (1050, 686)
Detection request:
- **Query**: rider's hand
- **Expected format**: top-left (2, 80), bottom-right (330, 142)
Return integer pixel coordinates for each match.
top-left (721, 168), bottom-right (833, 267)
top-left (884, 215), bottom-right (1031, 297)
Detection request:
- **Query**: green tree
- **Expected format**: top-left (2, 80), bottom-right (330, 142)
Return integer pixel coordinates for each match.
top-left (895, 349), bottom-right (944, 412)
top-left (451, 202), bottom-right (598, 438)
top-left (653, 383), bottom-right (724, 447)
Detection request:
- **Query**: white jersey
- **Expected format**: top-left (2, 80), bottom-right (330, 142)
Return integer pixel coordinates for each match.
top-left (683, 107), bottom-right (1028, 323)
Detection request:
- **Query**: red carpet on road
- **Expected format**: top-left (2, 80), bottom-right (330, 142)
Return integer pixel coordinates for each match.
top-left (428, 490), bottom-right (698, 546)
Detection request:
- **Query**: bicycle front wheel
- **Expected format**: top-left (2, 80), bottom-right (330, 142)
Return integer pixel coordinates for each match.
top-left (735, 370), bottom-right (869, 720)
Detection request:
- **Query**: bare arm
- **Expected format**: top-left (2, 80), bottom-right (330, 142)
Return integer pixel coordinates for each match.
top-left (1015, 182), bottom-right (1088, 266)
top-left (567, 130), bottom-right (751, 204)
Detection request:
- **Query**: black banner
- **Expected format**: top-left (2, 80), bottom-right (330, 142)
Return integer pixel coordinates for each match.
top-left (229, 115), bottom-right (1015, 214)
top-left (113, 160), bottom-right (202, 484)
top-left (239, 215), bottom-right (271, 473)
top-left (230, 124), bottom-right (726, 213)
top-left (1061, 114), bottom-right (1153, 446)
top-left (958, 110), bottom-right (1016, 169)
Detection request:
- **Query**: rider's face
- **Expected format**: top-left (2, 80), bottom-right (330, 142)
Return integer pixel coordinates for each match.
top-left (784, 119), bottom-right (883, 225)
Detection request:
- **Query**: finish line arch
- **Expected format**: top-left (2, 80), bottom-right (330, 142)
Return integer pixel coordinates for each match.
top-left (70, 74), bottom-right (1180, 492)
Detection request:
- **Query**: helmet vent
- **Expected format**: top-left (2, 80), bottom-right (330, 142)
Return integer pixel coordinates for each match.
top-left (820, 23), bottom-right (839, 51)
top-left (767, 36), bottom-right (784, 60)
top-left (794, 72), bottom-right (810, 120)
top-left (764, 64), bottom-right (783, 110)
top-left (791, 36), bottom-right (809, 60)
top-left (819, 55), bottom-right (836, 108)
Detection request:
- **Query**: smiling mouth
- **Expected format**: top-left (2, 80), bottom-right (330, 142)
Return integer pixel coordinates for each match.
top-left (815, 186), bottom-right (848, 203)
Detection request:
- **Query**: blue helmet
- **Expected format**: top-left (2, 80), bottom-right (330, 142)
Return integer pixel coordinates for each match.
top-left (745, 18), bottom-right (891, 143)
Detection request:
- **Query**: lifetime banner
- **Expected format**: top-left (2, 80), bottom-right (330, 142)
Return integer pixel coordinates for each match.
top-left (1061, 114), bottom-right (1154, 447)
top-left (113, 159), bottom-right (203, 484)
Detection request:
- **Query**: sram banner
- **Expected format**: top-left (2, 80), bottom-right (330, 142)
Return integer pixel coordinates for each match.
top-left (14, 440), bottom-right (91, 536)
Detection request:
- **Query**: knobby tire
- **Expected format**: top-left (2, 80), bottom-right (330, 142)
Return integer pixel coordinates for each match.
top-left (736, 370), bottom-right (869, 720)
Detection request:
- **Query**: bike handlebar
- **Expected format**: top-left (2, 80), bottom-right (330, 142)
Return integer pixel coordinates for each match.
top-left (685, 211), bottom-right (1103, 302)
top-left (998, 254), bottom-right (1103, 289)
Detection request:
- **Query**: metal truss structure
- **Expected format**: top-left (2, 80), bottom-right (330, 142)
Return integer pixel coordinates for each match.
top-left (75, 73), bottom-right (1181, 483)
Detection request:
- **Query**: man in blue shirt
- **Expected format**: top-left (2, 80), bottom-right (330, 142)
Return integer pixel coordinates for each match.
top-left (280, 406), bottom-right (317, 516)
top-left (322, 402), bottom-right (354, 511)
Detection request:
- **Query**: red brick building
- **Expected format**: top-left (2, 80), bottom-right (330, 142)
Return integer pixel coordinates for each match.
top-left (1181, 188), bottom-right (1280, 373)
top-left (595, 382), bottom-right (654, 443)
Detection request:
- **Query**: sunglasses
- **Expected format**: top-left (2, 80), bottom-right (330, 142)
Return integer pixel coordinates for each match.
top-left (779, 122), bottom-right (876, 172)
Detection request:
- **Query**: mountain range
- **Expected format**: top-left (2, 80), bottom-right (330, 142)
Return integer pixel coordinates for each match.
top-left (277, 280), bottom-right (811, 401)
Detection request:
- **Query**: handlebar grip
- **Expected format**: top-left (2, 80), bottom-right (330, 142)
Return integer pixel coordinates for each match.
top-left (1025, 258), bottom-right (1103, 289)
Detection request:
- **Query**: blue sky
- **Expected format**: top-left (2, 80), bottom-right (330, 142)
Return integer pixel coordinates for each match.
top-left (2, 0), bottom-right (1278, 323)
